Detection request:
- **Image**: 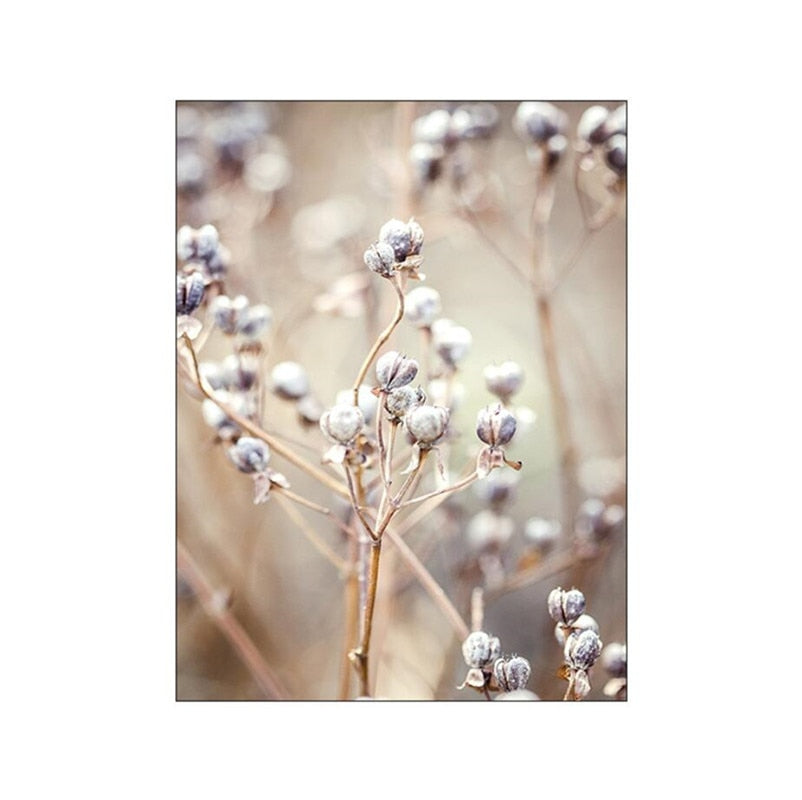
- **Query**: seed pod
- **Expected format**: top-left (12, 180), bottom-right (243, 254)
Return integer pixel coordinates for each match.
top-left (494, 689), bottom-right (539, 701)
top-left (547, 587), bottom-right (586, 626)
top-left (176, 224), bottom-right (220, 262)
top-left (364, 242), bottom-right (397, 277)
top-left (320, 403), bottom-right (365, 444)
top-left (201, 392), bottom-right (254, 440)
top-left (605, 134), bottom-right (627, 176)
top-left (408, 219), bottom-right (424, 256)
top-left (227, 436), bottom-right (270, 474)
top-left (451, 102), bottom-right (499, 140)
top-left (405, 404), bottom-right (449, 445)
top-left (601, 642), bottom-right (627, 677)
top-left (409, 142), bottom-right (444, 184)
top-left (513, 102), bottom-right (568, 143)
top-left (603, 104), bottom-right (627, 139)
top-left (238, 303), bottom-right (273, 339)
top-left (494, 655), bottom-right (531, 692)
top-left (378, 218), bottom-right (413, 262)
top-left (296, 394), bottom-right (324, 426)
top-left (335, 385), bottom-right (379, 425)
top-left (432, 320), bottom-right (472, 367)
top-left (565, 629), bottom-right (603, 671)
top-left (524, 517), bottom-right (561, 554)
top-left (198, 361), bottom-right (226, 392)
top-left (221, 353), bottom-right (259, 392)
top-left (271, 361), bottom-right (310, 400)
top-left (405, 286), bottom-right (442, 328)
top-left (412, 109), bottom-right (453, 146)
top-left (384, 385), bottom-right (426, 420)
top-left (375, 351), bottom-right (419, 392)
top-left (484, 361), bottom-right (524, 400)
top-left (211, 294), bottom-right (250, 335)
top-left (461, 631), bottom-right (501, 669)
top-left (577, 105), bottom-right (612, 145)
top-left (472, 468), bottom-right (520, 507)
top-left (544, 134), bottom-right (568, 170)
top-left (573, 669), bottom-right (592, 699)
top-left (476, 403), bottom-right (517, 448)
top-left (554, 613), bottom-right (599, 646)
top-left (467, 510), bottom-right (514, 552)
top-left (176, 271), bottom-right (206, 315)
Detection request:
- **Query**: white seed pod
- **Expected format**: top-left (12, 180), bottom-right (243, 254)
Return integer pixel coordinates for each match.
top-left (409, 141), bottom-right (445, 184)
top-left (426, 377), bottom-right (466, 412)
top-left (335, 385), bottom-right (379, 425)
top-left (412, 109), bottom-right (453, 146)
top-left (221, 353), bottom-right (259, 392)
top-left (554, 613), bottom-right (599, 646)
top-left (177, 224), bottom-right (220, 262)
top-left (405, 404), bottom-right (449, 445)
top-left (296, 395), bottom-right (324, 426)
top-left (524, 517), bottom-right (561, 554)
top-left (271, 361), bottom-right (310, 400)
top-left (513, 102), bottom-right (568, 143)
top-left (384, 385), bottom-right (426, 420)
top-left (201, 391), bottom-right (252, 440)
top-left (405, 286), bottom-right (442, 328)
top-left (227, 436), bottom-right (270, 474)
top-left (603, 104), bottom-right (626, 139)
top-left (364, 242), bottom-right (397, 277)
top-left (484, 361), bottom-right (524, 400)
top-left (547, 587), bottom-right (586, 626)
top-left (476, 403), bottom-right (517, 448)
top-left (461, 631), bottom-right (501, 669)
top-left (432, 320), bottom-right (472, 367)
top-left (466, 510), bottom-right (514, 552)
top-left (577, 105), bottom-right (612, 145)
top-left (544, 134), bottom-right (568, 170)
top-left (375, 351), bottom-right (419, 392)
top-left (320, 403), bottom-right (365, 444)
top-left (198, 361), bottom-right (226, 392)
top-left (494, 689), bottom-right (539, 701)
top-left (379, 218), bottom-right (413, 262)
top-left (176, 271), bottom-right (206, 315)
top-left (565, 629), bottom-right (603, 671)
top-left (601, 642), bottom-right (627, 678)
top-left (494, 655), bottom-right (531, 692)
top-left (452, 102), bottom-right (499, 140)
top-left (237, 303), bottom-right (273, 339)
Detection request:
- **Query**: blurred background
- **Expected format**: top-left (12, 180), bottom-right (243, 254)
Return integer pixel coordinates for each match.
top-left (177, 101), bottom-right (626, 700)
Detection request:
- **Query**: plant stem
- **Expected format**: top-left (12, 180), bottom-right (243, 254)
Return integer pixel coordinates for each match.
top-left (177, 540), bottom-right (289, 700)
top-left (351, 276), bottom-right (405, 405)
top-left (349, 538), bottom-right (382, 697)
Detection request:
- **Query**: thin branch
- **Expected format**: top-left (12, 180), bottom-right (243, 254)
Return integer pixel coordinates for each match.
top-left (177, 540), bottom-right (289, 700)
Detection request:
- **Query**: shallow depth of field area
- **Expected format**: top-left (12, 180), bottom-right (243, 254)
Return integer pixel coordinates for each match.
top-left (176, 100), bottom-right (626, 701)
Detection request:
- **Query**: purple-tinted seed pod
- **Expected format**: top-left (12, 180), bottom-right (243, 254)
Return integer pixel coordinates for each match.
top-left (221, 353), bottom-right (259, 392)
top-left (547, 587), bottom-right (586, 626)
top-left (237, 303), bottom-right (273, 339)
top-left (524, 517), bottom-right (561, 554)
top-left (452, 102), bottom-right (499, 140)
top-left (409, 142), bottom-right (444, 184)
top-left (605, 134), bottom-right (627, 176)
top-left (271, 361), bottom-right (310, 400)
top-left (320, 403), bottom-right (365, 444)
top-left (472, 468), bottom-right (520, 507)
top-left (577, 105), bottom-right (612, 145)
top-left (379, 218), bottom-right (413, 262)
top-left (461, 631), bottom-right (501, 669)
top-left (195, 224), bottom-right (220, 260)
top-left (408, 219), bottom-right (424, 256)
top-left (375, 351), bottom-right (419, 392)
top-left (227, 436), bottom-right (270, 474)
top-left (494, 655), bottom-right (531, 692)
top-left (565, 629), bottom-right (603, 670)
top-left (484, 361), bottom-right (524, 400)
top-left (405, 404), bottom-right (449, 445)
top-left (405, 286), bottom-right (442, 328)
top-left (176, 271), bottom-right (206, 315)
top-left (176, 225), bottom-right (196, 261)
top-left (177, 149), bottom-right (206, 195)
top-left (554, 613), bottom-right (599, 646)
top-left (476, 404), bottom-right (517, 448)
top-left (514, 102), bottom-right (568, 143)
top-left (432, 320), bottom-right (472, 367)
top-left (211, 294), bottom-right (249, 335)
top-left (198, 361), bottom-right (226, 392)
top-left (364, 242), bottom-right (397, 277)
top-left (601, 642), bottom-right (627, 678)
top-left (384, 385), bottom-right (426, 420)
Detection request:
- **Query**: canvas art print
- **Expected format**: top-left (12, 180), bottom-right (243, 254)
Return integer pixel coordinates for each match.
top-left (176, 101), bottom-right (626, 701)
